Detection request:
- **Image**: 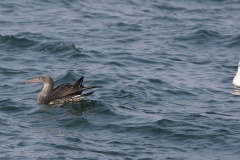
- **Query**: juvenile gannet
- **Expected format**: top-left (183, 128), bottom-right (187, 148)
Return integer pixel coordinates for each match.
top-left (25, 75), bottom-right (102, 104)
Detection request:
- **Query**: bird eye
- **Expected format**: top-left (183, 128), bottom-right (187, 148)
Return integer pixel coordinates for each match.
top-left (39, 77), bottom-right (43, 80)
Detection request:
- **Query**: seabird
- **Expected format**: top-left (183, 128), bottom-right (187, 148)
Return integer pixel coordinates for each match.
top-left (25, 75), bottom-right (102, 104)
top-left (233, 61), bottom-right (240, 87)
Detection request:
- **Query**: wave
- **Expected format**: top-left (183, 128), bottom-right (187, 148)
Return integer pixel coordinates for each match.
top-left (0, 99), bottom-right (23, 112)
top-left (0, 66), bottom-right (27, 75)
top-left (174, 29), bottom-right (222, 42)
top-left (223, 35), bottom-right (240, 48)
top-left (34, 42), bottom-right (92, 61)
top-left (174, 29), bottom-right (240, 50)
top-left (0, 34), bottom-right (38, 49)
top-left (35, 42), bottom-right (82, 53)
top-left (152, 2), bottom-right (186, 11)
top-left (0, 33), bottom-right (85, 56)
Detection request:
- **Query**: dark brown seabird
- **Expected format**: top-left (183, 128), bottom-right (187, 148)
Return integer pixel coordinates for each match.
top-left (25, 75), bottom-right (102, 104)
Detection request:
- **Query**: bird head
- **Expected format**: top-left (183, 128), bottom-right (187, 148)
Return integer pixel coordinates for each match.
top-left (25, 75), bottom-right (53, 84)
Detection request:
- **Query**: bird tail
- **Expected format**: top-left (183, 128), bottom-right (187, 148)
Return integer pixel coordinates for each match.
top-left (81, 86), bottom-right (103, 90)
top-left (81, 91), bottom-right (95, 97)
top-left (73, 86), bottom-right (102, 95)
top-left (73, 76), bottom-right (102, 94)
top-left (72, 91), bottom-right (95, 101)
top-left (73, 76), bottom-right (84, 88)
top-left (73, 77), bottom-right (102, 90)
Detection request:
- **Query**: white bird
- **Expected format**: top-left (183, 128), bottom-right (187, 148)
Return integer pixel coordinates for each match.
top-left (233, 61), bottom-right (240, 87)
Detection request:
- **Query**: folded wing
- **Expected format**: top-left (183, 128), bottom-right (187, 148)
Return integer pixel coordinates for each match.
top-left (45, 83), bottom-right (83, 103)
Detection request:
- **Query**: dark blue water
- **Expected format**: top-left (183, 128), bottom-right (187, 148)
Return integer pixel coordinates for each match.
top-left (1, 0), bottom-right (240, 159)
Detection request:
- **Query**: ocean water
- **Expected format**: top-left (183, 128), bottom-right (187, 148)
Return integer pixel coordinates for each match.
top-left (1, 0), bottom-right (240, 159)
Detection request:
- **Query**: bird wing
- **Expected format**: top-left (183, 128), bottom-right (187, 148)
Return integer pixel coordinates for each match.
top-left (45, 83), bottom-right (82, 103)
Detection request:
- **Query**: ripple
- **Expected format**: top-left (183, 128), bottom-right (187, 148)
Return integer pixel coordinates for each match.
top-left (153, 2), bottom-right (186, 11)
top-left (154, 119), bottom-right (176, 126)
top-left (0, 99), bottom-right (22, 112)
top-left (58, 117), bottom-right (88, 128)
top-left (0, 34), bottom-right (38, 49)
top-left (115, 38), bottom-right (138, 43)
top-left (147, 78), bottom-right (166, 85)
top-left (35, 42), bottom-right (82, 54)
top-left (110, 22), bottom-right (143, 32)
top-left (174, 29), bottom-right (222, 43)
top-left (164, 89), bottom-right (197, 96)
top-left (0, 117), bottom-right (8, 126)
top-left (0, 67), bottom-right (27, 76)
top-left (105, 61), bottom-right (126, 68)
top-left (224, 35), bottom-right (240, 48)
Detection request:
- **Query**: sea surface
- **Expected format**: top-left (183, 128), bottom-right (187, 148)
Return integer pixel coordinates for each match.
top-left (0, 0), bottom-right (240, 159)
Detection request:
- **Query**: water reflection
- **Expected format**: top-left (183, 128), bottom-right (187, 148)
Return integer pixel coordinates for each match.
top-left (43, 101), bottom-right (96, 116)
top-left (233, 87), bottom-right (240, 95)
top-left (66, 102), bottom-right (91, 116)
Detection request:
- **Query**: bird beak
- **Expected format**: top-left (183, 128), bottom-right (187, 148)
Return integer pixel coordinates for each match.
top-left (25, 77), bottom-right (41, 83)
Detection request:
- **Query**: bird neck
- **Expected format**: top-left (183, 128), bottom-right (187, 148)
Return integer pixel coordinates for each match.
top-left (37, 82), bottom-right (54, 104)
